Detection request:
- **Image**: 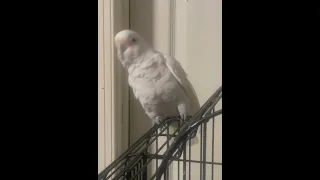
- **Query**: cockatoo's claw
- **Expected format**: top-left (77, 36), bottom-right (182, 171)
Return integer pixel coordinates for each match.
top-left (179, 114), bottom-right (186, 122)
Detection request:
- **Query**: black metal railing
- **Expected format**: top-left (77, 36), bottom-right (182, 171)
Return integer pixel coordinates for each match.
top-left (98, 86), bottom-right (222, 180)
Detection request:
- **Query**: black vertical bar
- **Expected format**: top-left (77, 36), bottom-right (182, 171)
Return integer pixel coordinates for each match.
top-left (211, 108), bottom-right (215, 180)
top-left (141, 159), bottom-right (143, 180)
top-left (200, 124), bottom-right (203, 180)
top-left (135, 165), bottom-right (137, 180)
top-left (166, 123), bottom-right (170, 180)
top-left (183, 144), bottom-right (186, 180)
top-left (143, 156), bottom-right (147, 180)
top-left (138, 160), bottom-right (141, 180)
top-left (188, 117), bottom-right (191, 180)
top-left (164, 171), bottom-right (167, 180)
top-left (178, 121), bottom-right (181, 180)
top-left (137, 164), bottom-right (139, 180)
top-left (134, 164), bottom-right (138, 180)
top-left (140, 159), bottom-right (142, 180)
top-left (203, 122), bottom-right (207, 180)
top-left (133, 167), bottom-right (136, 180)
top-left (189, 135), bottom-right (191, 180)
top-left (127, 162), bottom-right (131, 180)
top-left (134, 162), bottom-right (137, 180)
top-left (156, 129), bottom-right (158, 170)
top-left (136, 161), bottom-right (139, 180)
top-left (178, 159), bottom-right (180, 180)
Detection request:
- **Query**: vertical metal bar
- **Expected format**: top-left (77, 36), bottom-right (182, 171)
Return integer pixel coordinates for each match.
top-left (137, 164), bottom-right (139, 180)
top-left (136, 161), bottom-right (139, 180)
top-left (200, 124), bottom-right (203, 180)
top-left (126, 163), bottom-right (131, 180)
top-left (178, 121), bottom-right (181, 180)
top-left (183, 144), bottom-right (186, 180)
top-left (156, 129), bottom-right (158, 170)
top-left (178, 158), bottom-right (180, 180)
top-left (203, 122), bottom-right (207, 180)
top-left (134, 165), bottom-right (137, 180)
top-left (140, 159), bottom-right (142, 180)
top-left (138, 160), bottom-right (141, 180)
top-left (143, 156), bottom-right (148, 180)
top-left (140, 158), bottom-right (143, 180)
top-left (132, 168), bottom-right (136, 180)
top-left (136, 161), bottom-right (138, 180)
top-left (211, 108), bottom-right (215, 180)
top-left (166, 124), bottom-right (170, 180)
top-left (141, 159), bottom-right (143, 180)
top-left (164, 171), bottom-right (167, 180)
top-left (189, 136), bottom-right (191, 180)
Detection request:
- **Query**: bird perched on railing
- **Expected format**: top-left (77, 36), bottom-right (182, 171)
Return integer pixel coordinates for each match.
top-left (114, 29), bottom-right (200, 145)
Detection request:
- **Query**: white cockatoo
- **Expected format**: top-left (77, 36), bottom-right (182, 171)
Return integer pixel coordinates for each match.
top-left (114, 29), bottom-right (200, 145)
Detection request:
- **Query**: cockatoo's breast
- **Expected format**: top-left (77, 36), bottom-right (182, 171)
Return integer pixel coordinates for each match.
top-left (128, 54), bottom-right (183, 104)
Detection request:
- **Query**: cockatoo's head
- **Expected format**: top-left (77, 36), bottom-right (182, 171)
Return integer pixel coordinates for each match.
top-left (114, 29), bottom-right (149, 68)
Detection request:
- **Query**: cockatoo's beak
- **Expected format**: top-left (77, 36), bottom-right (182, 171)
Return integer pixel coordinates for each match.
top-left (120, 39), bottom-right (131, 52)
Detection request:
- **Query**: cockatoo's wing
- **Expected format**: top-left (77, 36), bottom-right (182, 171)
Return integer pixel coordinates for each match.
top-left (161, 54), bottom-right (201, 115)
top-left (146, 53), bottom-right (200, 146)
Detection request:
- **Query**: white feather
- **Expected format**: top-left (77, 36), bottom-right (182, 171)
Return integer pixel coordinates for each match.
top-left (162, 54), bottom-right (201, 115)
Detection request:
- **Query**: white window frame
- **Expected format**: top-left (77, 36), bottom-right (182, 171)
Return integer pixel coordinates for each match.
top-left (98, 0), bottom-right (178, 174)
top-left (98, 0), bottom-right (129, 173)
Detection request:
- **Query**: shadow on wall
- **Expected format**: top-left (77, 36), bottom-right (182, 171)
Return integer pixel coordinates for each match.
top-left (128, 0), bottom-right (154, 145)
top-left (129, 1), bottom-right (154, 178)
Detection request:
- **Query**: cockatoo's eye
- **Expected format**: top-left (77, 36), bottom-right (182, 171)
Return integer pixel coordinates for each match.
top-left (132, 38), bottom-right (136, 43)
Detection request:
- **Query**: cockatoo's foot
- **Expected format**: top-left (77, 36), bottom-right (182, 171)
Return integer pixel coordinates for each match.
top-left (179, 114), bottom-right (187, 122)
top-left (154, 116), bottom-right (167, 132)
